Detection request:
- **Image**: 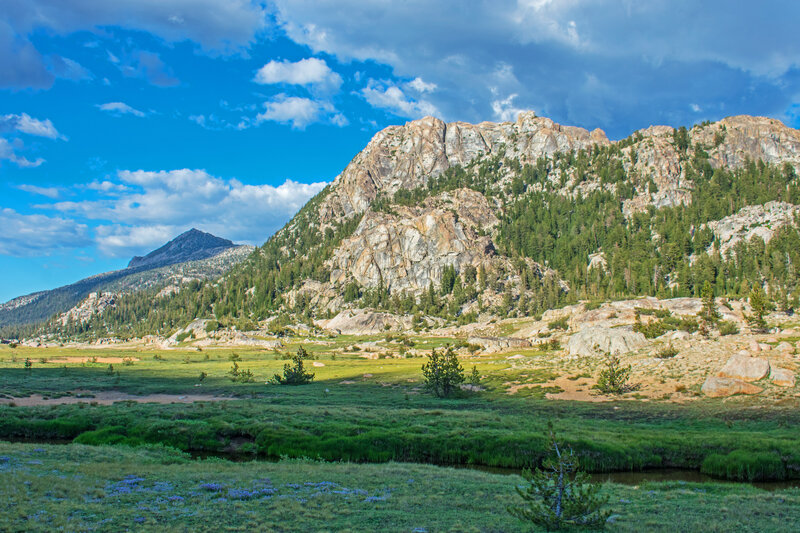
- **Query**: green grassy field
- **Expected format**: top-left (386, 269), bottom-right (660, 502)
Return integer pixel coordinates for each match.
top-left (2, 442), bottom-right (799, 532)
top-left (2, 342), bottom-right (800, 483)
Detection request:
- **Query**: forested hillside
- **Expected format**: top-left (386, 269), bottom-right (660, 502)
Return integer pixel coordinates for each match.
top-left (22, 114), bottom-right (800, 340)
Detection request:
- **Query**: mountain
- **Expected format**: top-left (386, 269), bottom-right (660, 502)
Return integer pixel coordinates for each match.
top-left (28, 112), bottom-right (800, 339)
top-left (0, 229), bottom-right (252, 332)
top-left (127, 229), bottom-right (236, 269)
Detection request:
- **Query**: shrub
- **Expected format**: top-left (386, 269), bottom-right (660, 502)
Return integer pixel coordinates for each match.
top-left (548, 317), bottom-right (569, 331)
top-left (205, 320), bottom-right (219, 333)
top-left (421, 345), bottom-right (464, 397)
top-left (23, 358), bottom-right (32, 371)
top-left (655, 343), bottom-right (678, 359)
top-left (595, 353), bottom-right (638, 394)
top-left (718, 320), bottom-right (739, 336)
top-left (175, 331), bottom-right (191, 343)
top-left (507, 429), bottom-right (610, 530)
top-left (701, 450), bottom-right (786, 481)
top-left (273, 348), bottom-right (315, 385)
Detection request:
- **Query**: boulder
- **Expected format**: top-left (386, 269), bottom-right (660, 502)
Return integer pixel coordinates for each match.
top-left (566, 326), bottom-right (648, 357)
top-left (717, 353), bottom-right (770, 382)
top-left (770, 367), bottom-right (796, 387)
top-left (776, 342), bottom-right (794, 354)
top-left (702, 376), bottom-right (763, 397)
top-left (748, 340), bottom-right (761, 352)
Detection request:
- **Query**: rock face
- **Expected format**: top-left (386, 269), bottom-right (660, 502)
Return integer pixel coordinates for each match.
top-left (717, 352), bottom-right (770, 382)
top-left (704, 202), bottom-right (800, 256)
top-left (566, 326), bottom-right (648, 357)
top-left (320, 112), bottom-right (608, 221)
top-left (770, 367), bottom-right (796, 387)
top-left (329, 189), bottom-right (503, 293)
top-left (702, 376), bottom-right (763, 397)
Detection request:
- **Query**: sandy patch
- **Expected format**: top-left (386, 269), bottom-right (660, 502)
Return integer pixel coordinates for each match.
top-left (0, 392), bottom-right (232, 407)
top-left (44, 357), bottom-right (140, 364)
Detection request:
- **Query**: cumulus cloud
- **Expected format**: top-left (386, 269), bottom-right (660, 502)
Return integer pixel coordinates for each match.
top-left (17, 184), bottom-right (61, 199)
top-left (254, 57), bottom-right (342, 94)
top-left (0, 208), bottom-right (90, 256)
top-left (47, 168), bottom-right (328, 256)
top-left (361, 80), bottom-right (439, 119)
top-left (255, 94), bottom-right (345, 129)
top-left (1, 0), bottom-right (268, 89)
top-left (273, 0), bottom-right (800, 137)
top-left (97, 102), bottom-right (146, 117)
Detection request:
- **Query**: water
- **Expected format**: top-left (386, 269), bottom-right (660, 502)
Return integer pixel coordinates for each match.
top-left (6, 439), bottom-right (799, 490)
top-left (457, 464), bottom-right (800, 491)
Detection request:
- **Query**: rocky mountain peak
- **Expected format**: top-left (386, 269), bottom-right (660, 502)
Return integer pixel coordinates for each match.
top-left (127, 228), bottom-right (236, 269)
top-left (319, 113), bottom-right (609, 222)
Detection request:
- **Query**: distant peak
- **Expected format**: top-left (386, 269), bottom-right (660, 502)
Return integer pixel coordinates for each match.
top-left (127, 229), bottom-right (235, 269)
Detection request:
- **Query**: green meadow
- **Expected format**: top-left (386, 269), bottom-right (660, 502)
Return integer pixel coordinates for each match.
top-left (1, 341), bottom-right (800, 530)
top-left (2, 442), bottom-right (799, 532)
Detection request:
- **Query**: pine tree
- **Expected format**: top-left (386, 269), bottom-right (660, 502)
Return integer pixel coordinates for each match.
top-left (508, 427), bottom-right (610, 530)
top-left (421, 345), bottom-right (464, 397)
top-left (273, 347), bottom-right (315, 385)
top-left (747, 286), bottom-right (769, 333)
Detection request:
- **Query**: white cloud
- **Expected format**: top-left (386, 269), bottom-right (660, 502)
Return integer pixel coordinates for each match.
top-left (17, 184), bottom-right (61, 199)
top-left (0, 208), bottom-right (90, 256)
top-left (361, 80), bottom-right (439, 119)
top-left (0, 113), bottom-right (62, 139)
top-left (254, 57), bottom-right (342, 93)
top-left (97, 102), bottom-right (146, 117)
top-left (48, 168), bottom-right (328, 256)
top-left (491, 93), bottom-right (526, 122)
top-left (0, 138), bottom-right (44, 168)
top-left (255, 94), bottom-right (342, 129)
top-left (406, 77), bottom-right (437, 94)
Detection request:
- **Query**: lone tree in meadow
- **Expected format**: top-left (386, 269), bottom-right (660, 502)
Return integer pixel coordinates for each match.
top-left (698, 280), bottom-right (720, 336)
top-left (595, 351), bottom-right (638, 395)
top-left (422, 345), bottom-right (464, 397)
top-left (273, 347), bottom-right (315, 385)
top-left (508, 427), bottom-right (610, 530)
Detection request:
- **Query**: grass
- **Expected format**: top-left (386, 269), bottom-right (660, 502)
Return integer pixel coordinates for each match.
top-left (1, 442), bottom-right (799, 532)
top-left (1, 344), bottom-right (800, 481)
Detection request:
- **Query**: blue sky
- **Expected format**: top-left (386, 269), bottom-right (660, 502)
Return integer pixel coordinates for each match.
top-left (1, 0), bottom-right (800, 302)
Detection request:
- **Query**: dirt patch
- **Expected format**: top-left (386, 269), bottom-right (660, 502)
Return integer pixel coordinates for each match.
top-left (0, 392), bottom-right (233, 407)
top-left (44, 357), bottom-right (141, 364)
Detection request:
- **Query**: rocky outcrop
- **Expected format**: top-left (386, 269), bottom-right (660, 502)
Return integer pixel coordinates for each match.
top-left (702, 376), bottom-right (763, 397)
top-left (704, 202), bottom-right (800, 256)
top-left (467, 336), bottom-right (531, 353)
top-left (319, 112), bottom-right (609, 221)
top-left (57, 292), bottom-right (117, 326)
top-left (717, 352), bottom-right (770, 382)
top-left (566, 326), bottom-right (648, 357)
top-left (317, 309), bottom-right (412, 335)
